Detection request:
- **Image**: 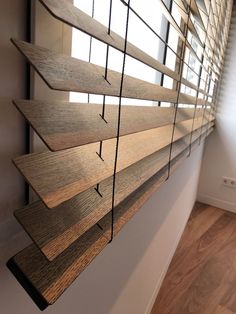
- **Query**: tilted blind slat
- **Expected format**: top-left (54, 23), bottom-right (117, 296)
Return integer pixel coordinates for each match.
top-left (37, 0), bottom-right (182, 82)
top-left (12, 39), bottom-right (210, 106)
top-left (14, 122), bottom-right (213, 261)
top-left (99, 128), bottom-right (214, 236)
top-left (7, 0), bottom-right (233, 309)
top-left (39, 0), bottom-right (208, 93)
top-left (13, 116), bottom-right (214, 209)
top-left (7, 127), bottom-right (213, 309)
top-left (13, 99), bottom-right (208, 150)
top-left (39, 0), bottom-right (210, 95)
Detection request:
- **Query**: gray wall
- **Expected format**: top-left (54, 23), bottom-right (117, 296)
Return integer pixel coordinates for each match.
top-left (0, 1), bottom-right (204, 313)
top-left (0, 0), bottom-right (27, 248)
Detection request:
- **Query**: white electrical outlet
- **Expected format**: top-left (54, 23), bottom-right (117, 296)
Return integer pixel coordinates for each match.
top-left (222, 176), bottom-right (236, 188)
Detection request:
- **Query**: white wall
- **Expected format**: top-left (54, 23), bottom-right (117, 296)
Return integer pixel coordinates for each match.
top-left (197, 8), bottom-right (236, 213)
top-left (0, 1), bottom-right (205, 313)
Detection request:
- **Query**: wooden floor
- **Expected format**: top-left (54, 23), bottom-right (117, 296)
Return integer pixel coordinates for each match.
top-left (151, 202), bottom-right (236, 314)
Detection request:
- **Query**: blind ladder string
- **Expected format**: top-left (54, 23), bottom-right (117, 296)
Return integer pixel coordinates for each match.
top-left (158, 0), bottom-right (173, 107)
top-left (122, 0), bottom-right (207, 85)
top-left (109, 0), bottom-right (131, 243)
top-left (87, 0), bottom-right (95, 104)
top-left (95, 0), bottom-right (113, 197)
top-left (166, 0), bottom-right (192, 180)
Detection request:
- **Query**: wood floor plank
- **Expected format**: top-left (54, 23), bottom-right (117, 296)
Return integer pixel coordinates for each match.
top-left (14, 117), bottom-right (212, 209)
top-left (171, 257), bottom-right (230, 314)
top-left (214, 306), bottom-right (235, 314)
top-left (188, 202), bottom-right (209, 221)
top-left (11, 39), bottom-right (210, 107)
top-left (13, 99), bottom-right (205, 150)
top-left (172, 232), bottom-right (236, 314)
top-left (151, 211), bottom-right (236, 314)
top-left (208, 234), bottom-right (236, 314)
top-left (220, 280), bottom-right (236, 313)
top-left (219, 234), bottom-right (236, 313)
top-left (180, 222), bottom-right (236, 314)
top-left (175, 204), bottom-right (223, 255)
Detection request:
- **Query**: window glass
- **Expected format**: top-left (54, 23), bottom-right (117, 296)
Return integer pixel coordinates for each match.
top-left (71, 0), bottom-right (164, 106)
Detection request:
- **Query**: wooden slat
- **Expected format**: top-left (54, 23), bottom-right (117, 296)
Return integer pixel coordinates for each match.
top-left (13, 99), bottom-right (208, 151)
top-left (173, 0), bottom-right (203, 47)
top-left (214, 1), bottom-right (229, 71)
top-left (157, 0), bottom-right (210, 70)
top-left (174, 0), bottom-right (218, 70)
top-left (99, 127), bottom-right (214, 237)
top-left (181, 77), bottom-right (207, 95)
top-left (13, 116), bottom-right (213, 209)
top-left (14, 123), bottom-right (212, 261)
top-left (185, 0), bottom-right (216, 56)
top-left (216, 3), bottom-right (225, 65)
top-left (38, 0), bottom-right (211, 95)
top-left (174, 0), bottom-right (209, 48)
top-left (158, 0), bottom-right (187, 43)
top-left (172, 0), bottom-right (218, 71)
top-left (173, 0), bottom-right (187, 13)
top-left (7, 222), bottom-right (109, 309)
top-left (199, 5), bottom-right (216, 50)
top-left (38, 0), bottom-right (210, 95)
top-left (8, 127), bottom-right (212, 309)
top-left (186, 0), bottom-right (205, 28)
top-left (213, 3), bottom-right (224, 68)
top-left (11, 39), bottom-right (209, 106)
top-left (38, 0), bottom-right (180, 82)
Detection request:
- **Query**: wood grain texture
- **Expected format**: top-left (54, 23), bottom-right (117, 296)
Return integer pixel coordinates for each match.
top-left (38, 0), bottom-right (180, 82)
top-left (11, 39), bottom-right (210, 107)
top-left (99, 128), bottom-right (213, 237)
top-left (13, 99), bottom-right (207, 150)
top-left (157, 0), bottom-right (210, 71)
top-left (214, 306), bottom-right (235, 314)
top-left (198, 4), bottom-right (216, 51)
top-left (8, 129), bottom-right (211, 308)
top-left (180, 0), bottom-right (215, 55)
top-left (13, 117), bottom-right (213, 208)
top-left (164, 0), bottom-right (216, 72)
top-left (151, 203), bottom-right (236, 314)
top-left (14, 125), bottom-right (212, 261)
top-left (8, 223), bottom-right (109, 306)
top-left (38, 0), bottom-right (218, 90)
top-left (173, 0), bottom-right (203, 46)
top-left (38, 0), bottom-right (208, 94)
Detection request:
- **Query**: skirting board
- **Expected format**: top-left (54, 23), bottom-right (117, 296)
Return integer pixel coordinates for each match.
top-left (197, 194), bottom-right (236, 213)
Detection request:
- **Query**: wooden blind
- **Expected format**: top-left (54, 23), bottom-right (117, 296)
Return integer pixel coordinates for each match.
top-left (7, 0), bottom-right (232, 310)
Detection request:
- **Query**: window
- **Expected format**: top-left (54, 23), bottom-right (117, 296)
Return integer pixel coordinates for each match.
top-left (71, 0), bottom-right (166, 106)
top-left (8, 0), bottom-right (232, 309)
